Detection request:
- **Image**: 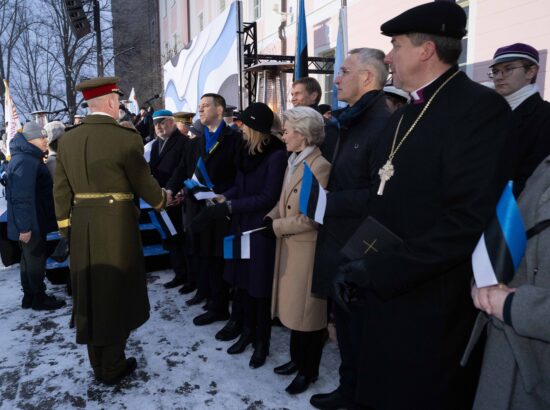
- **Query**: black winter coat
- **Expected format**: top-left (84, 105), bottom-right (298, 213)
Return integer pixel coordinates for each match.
top-left (511, 92), bottom-right (550, 196)
top-left (311, 90), bottom-right (391, 296)
top-left (352, 67), bottom-right (513, 409)
top-left (6, 134), bottom-right (57, 241)
top-left (186, 122), bottom-right (243, 257)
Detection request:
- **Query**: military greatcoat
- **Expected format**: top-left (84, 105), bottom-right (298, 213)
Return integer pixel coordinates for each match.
top-left (54, 115), bottom-right (165, 346)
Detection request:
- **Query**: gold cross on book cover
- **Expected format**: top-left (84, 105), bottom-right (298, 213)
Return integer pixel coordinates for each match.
top-left (340, 217), bottom-right (403, 261)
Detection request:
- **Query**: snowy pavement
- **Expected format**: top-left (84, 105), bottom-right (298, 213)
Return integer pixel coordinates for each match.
top-left (0, 267), bottom-right (340, 410)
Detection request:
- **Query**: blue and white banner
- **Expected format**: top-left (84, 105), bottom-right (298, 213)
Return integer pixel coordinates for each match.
top-left (299, 162), bottom-right (327, 224)
top-left (472, 181), bottom-right (527, 287)
top-left (223, 227), bottom-right (265, 260)
top-left (332, 4), bottom-right (348, 110)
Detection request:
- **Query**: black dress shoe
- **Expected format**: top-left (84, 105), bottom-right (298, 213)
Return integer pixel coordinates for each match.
top-left (249, 341), bottom-right (269, 369)
top-left (21, 294), bottom-right (33, 309)
top-left (164, 276), bottom-right (185, 289)
top-left (193, 310), bottom-right (229, 326)
top-left (186, 292), bottom-right (206, 306)
top-left (178, 283), bottom-right (196, 294)
top-left (215, 319), bottom-right (242, 341)
top-left (273, 361), bottom-right (298, 375)
top-left (285, 373), bottom-right (318, 395)
top-left (31, 294), bottom-right (66, 311)
top-left (227, 328), bottom-right (254, 354)
top-left (102, 357), bottom-right (137, 386)
top-left (310, 389), bottom-right (353, 410)
top-left (202, 299), bottom-right (215, 311)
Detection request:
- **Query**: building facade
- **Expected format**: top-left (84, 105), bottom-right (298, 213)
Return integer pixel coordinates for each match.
top-left (159, 0), bottom-right (549, 109)
top-left (112, 0), bottom-right (163, 111)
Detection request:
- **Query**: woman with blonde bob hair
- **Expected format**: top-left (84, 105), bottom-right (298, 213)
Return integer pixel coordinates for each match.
top-left (266, 106), bottom-right (331, 395)
top-left (197, 102), bottom-right (287, 369)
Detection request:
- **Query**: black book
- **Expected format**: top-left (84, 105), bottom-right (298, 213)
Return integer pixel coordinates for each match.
top-left (340, 216), bottom-right (403, 260)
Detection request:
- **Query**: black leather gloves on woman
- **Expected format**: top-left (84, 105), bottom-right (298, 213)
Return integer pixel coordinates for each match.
top-left (190, 202), bottom-right (230, 233)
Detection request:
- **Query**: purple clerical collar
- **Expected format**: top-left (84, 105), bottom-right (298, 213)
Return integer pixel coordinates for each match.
top-left (409, 77), bottom-right (438, 105)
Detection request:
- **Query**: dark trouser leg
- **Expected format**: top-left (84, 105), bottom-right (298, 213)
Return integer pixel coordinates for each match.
top-left (88, 338), bottom-right (128, 383)
top-left (255, 296), bottom-right (272, 347)
top-left (332, 300), bottom-right (361, 401)
top-left (169, 246), bottom-right (187, 279)
top-left (197, 256), bottom-right (211, 298)
top-left (207, 257), bottom-right (228, 315)
top-left (87, 344), bottom-right (103, 379)
top-left (186, 253), bottom-right (199, 287)
top-left (292, 329), bottom-right (325, 378)
top-left (230, 287), bottom-right (245, 322)
top-left (19, 234), bottom-right (46, 296)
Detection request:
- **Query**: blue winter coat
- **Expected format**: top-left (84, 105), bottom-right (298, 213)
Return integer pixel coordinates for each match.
top-left (223, 139), bottom-right (287, 298)
top-left (6, 134), bottom-right (57, 241)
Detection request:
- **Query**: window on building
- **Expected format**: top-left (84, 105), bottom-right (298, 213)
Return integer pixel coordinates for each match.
top-left (319, 49), bottom-right (335, 104)
top-left (219, 0), bottom-right (226, 13)
top-left (457, 0), bottom-right (469, 68)
top-left (198, 12), bottom-right (204, 31)
top-left (160, 0), bottom-right (167, 18)
top-left (253, 0), bottom-right (262, 20)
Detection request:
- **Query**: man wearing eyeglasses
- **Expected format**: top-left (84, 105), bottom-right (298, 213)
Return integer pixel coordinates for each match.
top-left (309, 47), bottom-right (391, 409)
top-left (489, 43), bottom-right (550, 196)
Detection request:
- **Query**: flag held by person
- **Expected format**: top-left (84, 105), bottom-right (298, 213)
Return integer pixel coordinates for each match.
top-left (294, 0), bottom-right (308, 80)
top-left (223, 227), bottom-right (266, 260)
top-left (184, 157), bottom-right (217, 200)
top-left (148, 210), bottom-right (177, 240)
top-left (472, 181), bottom-right (527, 287)
top-left (299, 162), bottom-right (327, 224)
top-left (128, 87), bottom-right (139, 115)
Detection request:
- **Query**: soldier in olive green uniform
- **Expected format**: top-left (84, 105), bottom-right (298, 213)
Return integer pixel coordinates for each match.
top-left (54, 77), bottom-right (166, 385)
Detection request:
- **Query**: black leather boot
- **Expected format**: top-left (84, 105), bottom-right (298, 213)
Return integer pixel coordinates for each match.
top-left (310, 388), bottom-right (354, 410)
top-left (186, 291), bottom-right (205, 306)
top-left (249, 340), bottom-right (269, 369)
top-left (215, 319), bottom-right (242, 341)
top-left (227, 328), bottom-right (254, 354)
top-left (285, 373), bottom-right (318, 395)
top-left (273, 361), bottom-right (298, 375)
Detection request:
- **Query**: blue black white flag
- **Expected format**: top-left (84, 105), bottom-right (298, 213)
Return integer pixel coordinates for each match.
top-left (294, 0), bottom-right (308, 80)
top-left (223, 227), bottom-right (266, 260)
top-left (299, 162), bottom-right (327, 224)
top-left (148, 210), bottom-right (177, 240)
top-left (472, 181), bottom-right (527, 287)
top-left (184, 157), bottom-right (217, 200)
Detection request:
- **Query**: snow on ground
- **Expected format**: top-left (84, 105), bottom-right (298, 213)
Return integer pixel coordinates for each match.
top-left (0, 267), bottom-right (339, 410)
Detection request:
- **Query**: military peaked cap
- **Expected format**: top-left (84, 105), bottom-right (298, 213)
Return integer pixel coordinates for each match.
top-left (76, 76), bottom-right (124, 100)
top-left (173, 111), bottom-right (195, 124)
top-left (381, 2), bottom-right (467, 39)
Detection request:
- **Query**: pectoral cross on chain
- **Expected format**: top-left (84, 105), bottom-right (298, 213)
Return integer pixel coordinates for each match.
top-left (377, 160), bottom-right (394, 196)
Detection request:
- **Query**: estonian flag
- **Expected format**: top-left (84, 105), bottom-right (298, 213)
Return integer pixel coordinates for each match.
top-left (223, 228), bottom-right (265, 260)
top-left (472, 181), bottom-right (527, 287)
top-left (184, 157), bottom-right (217, 200)
top-left (294, 0), bottom-right (308, 80)
top-left (148, 210), bottom-right (177, 240)
top-left (299, 162), bottom-right (327, 224)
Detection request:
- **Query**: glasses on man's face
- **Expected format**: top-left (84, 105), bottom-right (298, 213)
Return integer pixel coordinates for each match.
top-left (153, 119), bottom-right (167, 127)
top-left (336, 68), bottom-right (369, 77)
top-left (487, 65), bottom-right (530, 79)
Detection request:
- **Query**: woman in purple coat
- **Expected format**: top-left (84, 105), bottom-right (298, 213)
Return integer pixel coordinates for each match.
top-left (193, 103), bottom-right (286, 368)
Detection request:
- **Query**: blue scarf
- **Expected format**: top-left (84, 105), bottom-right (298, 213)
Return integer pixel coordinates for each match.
top-left (204, 121), bottom-right (225, 154)
top-left (336, 90), bottom-right (380, 129)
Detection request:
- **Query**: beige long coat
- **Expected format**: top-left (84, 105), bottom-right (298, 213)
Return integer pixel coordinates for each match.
top-left (267, 147), bottom-right (331, 332)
